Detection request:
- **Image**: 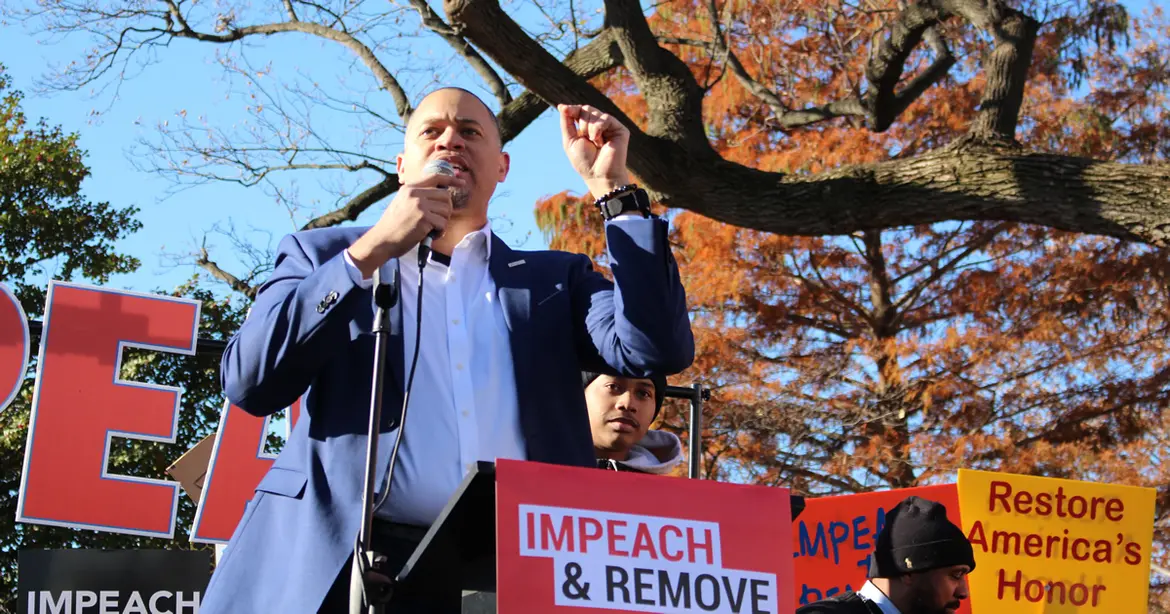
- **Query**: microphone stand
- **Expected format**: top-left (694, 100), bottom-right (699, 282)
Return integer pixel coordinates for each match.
top-left (350, 266), bottom-right (399, 614)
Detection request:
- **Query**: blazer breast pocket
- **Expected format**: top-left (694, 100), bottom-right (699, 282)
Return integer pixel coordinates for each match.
top-left (535, 283), bottom-right (565, 308)
top-left (254, 467), bottom-right (308, 499)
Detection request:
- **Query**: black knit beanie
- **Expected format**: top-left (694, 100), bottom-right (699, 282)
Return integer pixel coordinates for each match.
top-left (581, 370), bottom-right (667, 419)
top-left (867, 496), bottom-right (976, 578)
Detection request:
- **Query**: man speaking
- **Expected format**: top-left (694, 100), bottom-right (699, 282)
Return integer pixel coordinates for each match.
top-left (200, 87), bottom-right (694, 613)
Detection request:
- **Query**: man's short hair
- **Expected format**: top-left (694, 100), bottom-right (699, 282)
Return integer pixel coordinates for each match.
top-left (410, 86), bottom-right (503, 146)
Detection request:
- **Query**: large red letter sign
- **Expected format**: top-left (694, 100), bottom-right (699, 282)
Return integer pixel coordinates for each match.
top-left (0, 283), bottom-right (30, 412)
top-left (191, 399), bottom-right (300, 543)
top-left (17, 281), bottom-right (200, 538)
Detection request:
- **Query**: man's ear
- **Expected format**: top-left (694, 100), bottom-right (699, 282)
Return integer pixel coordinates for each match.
top-left (396, 153), bottom-right (406, 181)
top-left (497, 151), bottom-right (510, 183)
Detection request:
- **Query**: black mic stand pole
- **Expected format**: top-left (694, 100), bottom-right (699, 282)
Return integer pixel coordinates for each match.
top-left (350, 266), bottom-right (399, 614)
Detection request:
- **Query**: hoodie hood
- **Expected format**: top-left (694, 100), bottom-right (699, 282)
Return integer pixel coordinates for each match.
top-left (611, 430), bottom-right (684, 475)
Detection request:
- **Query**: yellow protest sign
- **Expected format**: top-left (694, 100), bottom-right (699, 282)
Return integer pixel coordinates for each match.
top-left (957, 469), bottom-right (1154, 613)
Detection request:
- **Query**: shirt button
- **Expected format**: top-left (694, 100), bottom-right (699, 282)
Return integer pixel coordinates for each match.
top-left (452, 319), bottom-right (460, 326)
top-left (455, 363), bottom-right (464, 371)
top-left (462, 410), bottom-right (470, 418)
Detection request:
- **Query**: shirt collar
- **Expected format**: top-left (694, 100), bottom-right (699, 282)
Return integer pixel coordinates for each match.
top-left (859, 581), bottom-right (902, 614)
top-left (400, 221), bottom-right (493, 264)
top-left (466, 220), bottom-right (493, 260)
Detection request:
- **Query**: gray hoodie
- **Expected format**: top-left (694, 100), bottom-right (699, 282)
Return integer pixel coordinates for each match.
top-left (597, 430), bottom-right (684, 475)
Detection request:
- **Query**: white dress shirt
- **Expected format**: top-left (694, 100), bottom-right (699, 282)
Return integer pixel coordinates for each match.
top-left (859, 580), bottom-right (902, 614)
top-left (345, 222), bottom-right (526, 526)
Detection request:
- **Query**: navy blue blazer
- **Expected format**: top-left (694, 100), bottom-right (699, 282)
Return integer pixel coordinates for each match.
top-left (201, 217), bottom-right (693, 612)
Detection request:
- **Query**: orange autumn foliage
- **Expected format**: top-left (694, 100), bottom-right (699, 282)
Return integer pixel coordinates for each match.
top-left (536, 1), bottom-right (1170, 607)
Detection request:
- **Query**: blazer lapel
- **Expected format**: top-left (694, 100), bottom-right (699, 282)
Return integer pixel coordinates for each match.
top-left (488, 235), bottom-right (534, 413)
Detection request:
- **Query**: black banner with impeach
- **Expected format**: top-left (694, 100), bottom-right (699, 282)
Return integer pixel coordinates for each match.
top-left (18, 549), bottom-right (211, 614)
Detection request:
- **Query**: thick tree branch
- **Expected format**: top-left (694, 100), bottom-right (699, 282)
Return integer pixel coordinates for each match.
top-left (601, 0), bottom-right (709, 150)
top-left (968, 8), bottom-right (1039, 140)
top-left (863, 4), bottom-right (957, 131)
top-left (406, 0), bottom-right (511, 107)
top-left (496, 30), bottom-right (625, 144)
top-left (451, 0), bottom-right (1170, 244)
top-left (765, 100), bottom-right (870, 131)
top-left (445, 0), bottom-right (623, 115)
top-left (673, 140), bottom-right (1170, 245)
top-left (447, 0), bottom-right (719, 194)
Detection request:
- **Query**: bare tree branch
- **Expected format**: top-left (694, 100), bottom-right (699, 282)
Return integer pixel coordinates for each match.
top-left (282, 0), bottom-right (299, 22)
top-left (300, 174), bottom-right (400, 230)
top-left (163, 18), bottom-right (414, 122)
top-left (196, 247), bottom-right (258, 299)
top-left (702, 0), bottom-right (867, 130)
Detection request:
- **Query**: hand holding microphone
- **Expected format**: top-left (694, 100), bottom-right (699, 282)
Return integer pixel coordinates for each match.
top-left (417, 159), bottom-right (455, 264)
top-left (346, 158), bottom-right (463, 279)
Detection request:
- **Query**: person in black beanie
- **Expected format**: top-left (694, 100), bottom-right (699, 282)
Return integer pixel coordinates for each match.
top-left (582, 370), bottom-right (683, 474)
top-left (798, 496), bottom-right (976, 614)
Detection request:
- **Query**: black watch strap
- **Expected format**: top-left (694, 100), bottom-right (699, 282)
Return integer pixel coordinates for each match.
top-left (595, 185), bottom-right (651, 220)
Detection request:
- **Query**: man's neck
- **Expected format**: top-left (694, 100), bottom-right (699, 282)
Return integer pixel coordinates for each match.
top-left (432, 216), bottom-right (488, 255)
top-left (595, 447), bottom-right (631, 462)
top-left (865, 579), bottom-right (908, 614)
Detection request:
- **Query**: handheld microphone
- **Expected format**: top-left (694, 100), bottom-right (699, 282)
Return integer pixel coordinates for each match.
top-left (417, 159), bottom-right (455, 265)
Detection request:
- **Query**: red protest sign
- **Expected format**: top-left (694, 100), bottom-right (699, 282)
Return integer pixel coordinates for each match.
top-left (497, 459), bottom-right (794, 614)
top-left (0, 282), bottom-right (30, 412)
top-left (16, 281), bottom-right (200, 538)
top-left (791, 484), bottom-right (968, 613)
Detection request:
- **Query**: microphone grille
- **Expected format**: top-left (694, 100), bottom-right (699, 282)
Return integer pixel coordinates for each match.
top-left (423, 159), bottom-right (456, 176)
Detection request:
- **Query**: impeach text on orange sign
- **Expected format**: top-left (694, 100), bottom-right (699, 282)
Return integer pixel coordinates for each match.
top-left (792, 484), bottom-right (969, 614)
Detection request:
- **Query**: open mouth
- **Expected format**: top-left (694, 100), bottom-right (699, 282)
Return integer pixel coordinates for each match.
top-left (439, 156), bottom-right (469, 176)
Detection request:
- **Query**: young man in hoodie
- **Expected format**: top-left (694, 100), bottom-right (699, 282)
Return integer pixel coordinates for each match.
top-left (582, 370), bottom-right (683, 474)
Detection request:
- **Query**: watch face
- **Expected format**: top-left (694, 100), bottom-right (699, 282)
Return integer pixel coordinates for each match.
top-left (598, 189), bottom-right (649, 219)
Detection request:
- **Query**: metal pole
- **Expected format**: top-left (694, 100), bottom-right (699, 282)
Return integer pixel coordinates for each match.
top-left (688, 383), bottom-right (703, 479)
top-left (350, 272), bottom-right (397, 614)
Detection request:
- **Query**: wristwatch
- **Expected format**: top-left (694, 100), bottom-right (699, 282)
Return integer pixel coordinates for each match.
top-left (594, 184), bottom-right (652, 220)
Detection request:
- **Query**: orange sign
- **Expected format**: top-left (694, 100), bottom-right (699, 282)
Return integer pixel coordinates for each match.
top-left (497, 459), bottom-right (795, 614)
top-left (958, 469), bottom-right (1154, 613)
top-left (792, 484), bottom-right (969, 613)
